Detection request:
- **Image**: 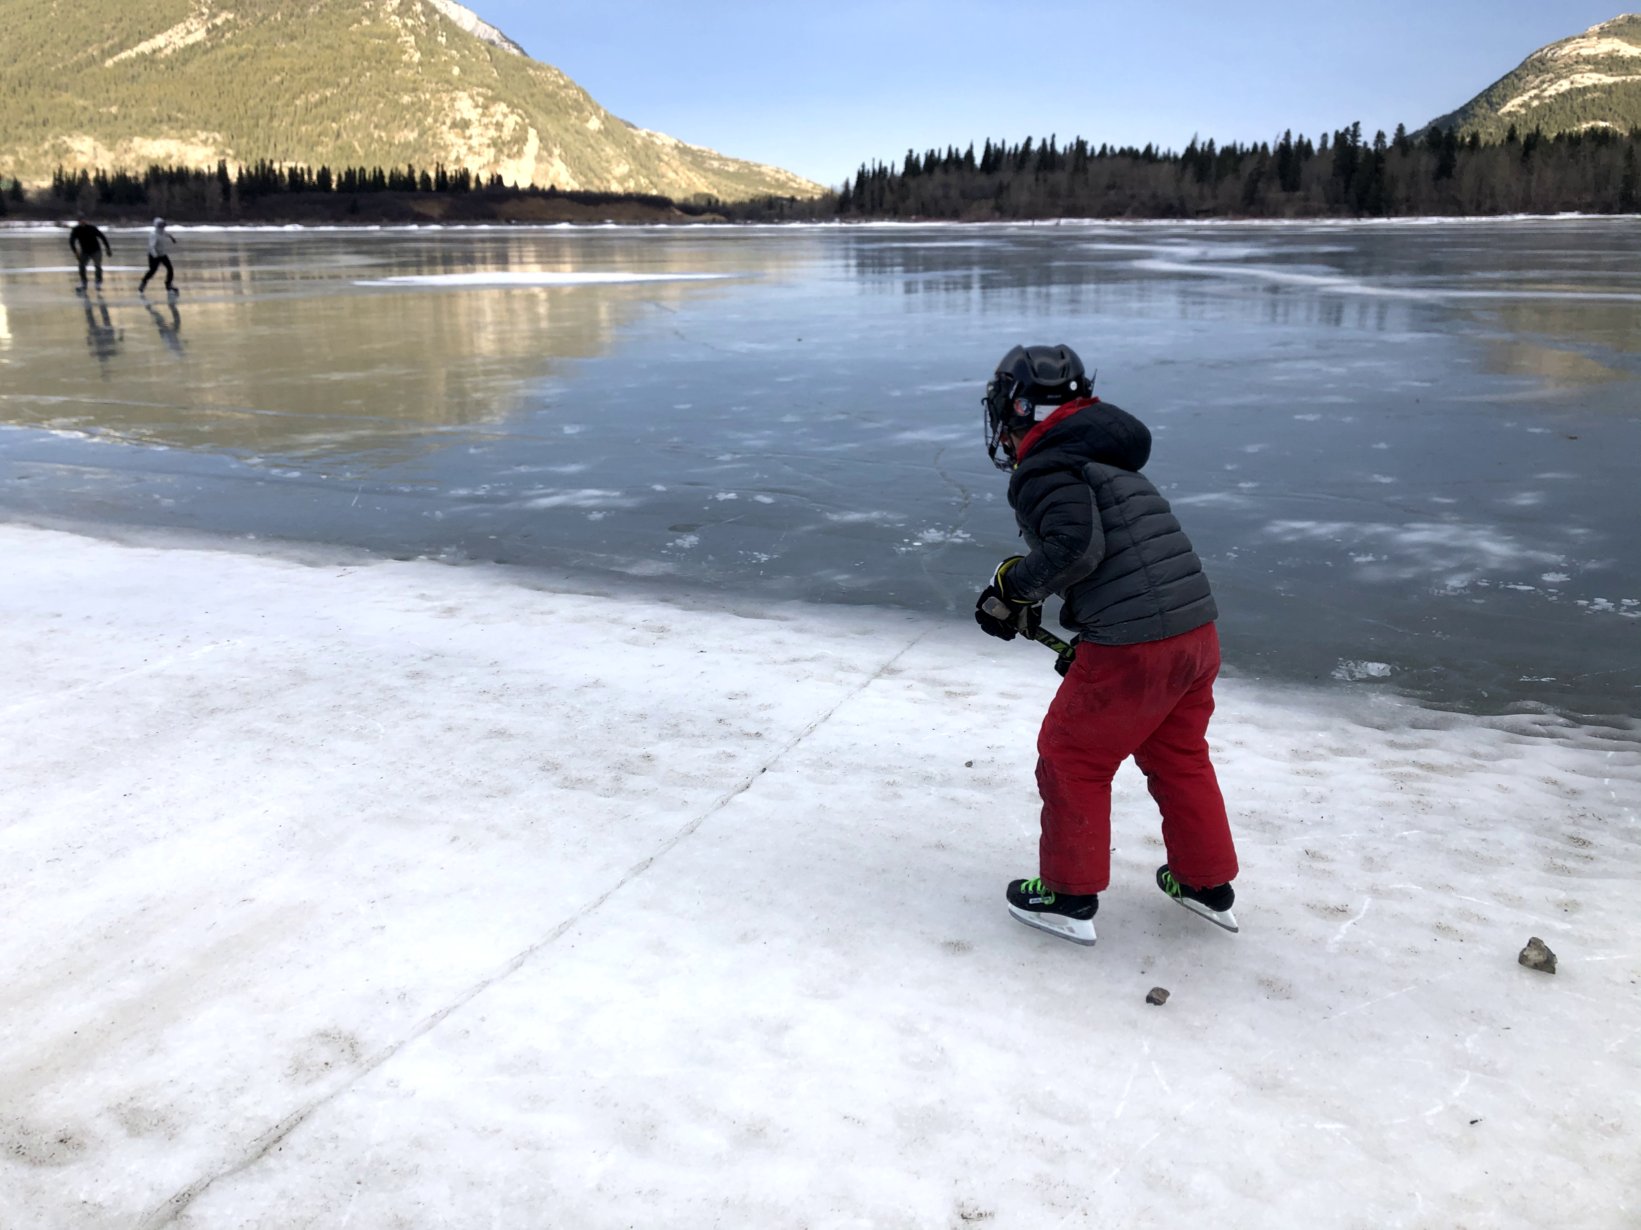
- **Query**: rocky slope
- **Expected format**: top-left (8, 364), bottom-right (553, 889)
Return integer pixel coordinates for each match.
top-left (1429, 14), bottom-right (1641, 138)
top-left (0, 0), bottom-right (822, 200)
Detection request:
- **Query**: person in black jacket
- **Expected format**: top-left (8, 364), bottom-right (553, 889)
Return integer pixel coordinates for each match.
top-left (974, 344), bottom-right (1239, 945)
top-left (69, 218), bottom-right (112, 291)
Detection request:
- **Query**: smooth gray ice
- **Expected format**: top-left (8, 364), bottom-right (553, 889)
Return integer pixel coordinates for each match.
top-left (1, 219), bottom-right (1637, 722)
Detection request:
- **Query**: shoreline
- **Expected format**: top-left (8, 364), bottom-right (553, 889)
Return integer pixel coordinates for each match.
top-left (2, 211), bottom-right (1630, 234)
top-left (7, 512), bottom-right (1636, 743)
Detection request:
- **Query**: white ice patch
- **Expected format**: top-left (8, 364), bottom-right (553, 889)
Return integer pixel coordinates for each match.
top-left (1578, 598), bottom-right (1640, 617)
top-left (519, 489), bottom-right (633, 510)
top-left (825, 511), bottom-right (904, 526)
top-left (0, 265), bottom-right (150, 276)
top-left (1133, 258), bottom-right (1641, 303)
top-left (355, 272), bottom-right (733, 288)
top-left (1172, 492), bottom-right (1254, 509)
top-left (1332, 659), bottom-right (1394, 681)
top-left (712, 493), bottom-right (739, 501)
top-left (1266, 519), bottom-right (1563, 586)
top-left (897, 528), bottom-right (973, 551)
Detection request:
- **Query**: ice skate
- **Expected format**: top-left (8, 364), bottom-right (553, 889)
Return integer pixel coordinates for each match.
top-left (1006, 878), bottom-right (1097, 945)
top-left (1156, 865), bottom-right (1238, 932)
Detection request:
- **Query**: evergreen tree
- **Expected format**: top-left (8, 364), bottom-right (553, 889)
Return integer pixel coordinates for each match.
top-left (1276, 129), bottom-right (1299, 192)
top-left (1620, 145), bottom-right (1639, 212)
top-left (1435, 129), bottom-right (1459, 181)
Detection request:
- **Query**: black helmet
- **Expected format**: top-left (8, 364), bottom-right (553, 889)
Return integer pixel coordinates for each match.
top-left (982, 344), bottom-right (1091, 470)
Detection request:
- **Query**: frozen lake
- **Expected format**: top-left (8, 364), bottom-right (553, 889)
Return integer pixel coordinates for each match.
top-left (1, 219), bottom-right (1637, 723)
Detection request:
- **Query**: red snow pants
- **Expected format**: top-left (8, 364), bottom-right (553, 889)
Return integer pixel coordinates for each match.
top-left (1035, 621), bottom-right (1237, 896)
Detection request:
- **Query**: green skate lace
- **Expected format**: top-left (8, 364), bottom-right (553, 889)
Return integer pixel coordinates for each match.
top-left (1022, 877), bottom-right (1054, 903)
top-left (1161, 870), bottom-right (1183, 898)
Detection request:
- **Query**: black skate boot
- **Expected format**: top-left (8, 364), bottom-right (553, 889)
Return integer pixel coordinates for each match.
top-left (1006, 878), bottom-right (1097, 946)
top-left (1156, 865), bottom-right (1238, 932)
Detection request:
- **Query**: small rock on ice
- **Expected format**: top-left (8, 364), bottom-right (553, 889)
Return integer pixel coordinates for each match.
top-left (1146, 987), bottom-right (1170, 1006)
top-left (1518, 937), bottom-right (1557, 974)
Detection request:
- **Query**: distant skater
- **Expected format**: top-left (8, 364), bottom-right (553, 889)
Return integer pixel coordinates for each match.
top-left (974, 343), bottom-right (1240, 946)
top-left (138, 218), bottom-right (178, 296)
top-left (69, 217), bottom-right (111, 291)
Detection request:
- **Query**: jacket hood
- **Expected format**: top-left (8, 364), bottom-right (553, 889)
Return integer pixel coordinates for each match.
top-left (1012, 398), bottom-right (1152, 481)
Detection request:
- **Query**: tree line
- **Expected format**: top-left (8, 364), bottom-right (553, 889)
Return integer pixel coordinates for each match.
top-left (838, 123), bottom-right (1641, 219)
top-left (28, 160), bottom-right (713, 218)
top-left (6, 121), bottom-right (1639, 223)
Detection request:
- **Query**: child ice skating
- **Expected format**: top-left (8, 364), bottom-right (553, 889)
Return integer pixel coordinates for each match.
top-left (973, 343), bottom-right (1240, 945)
top-left (138, 218), bottom-right (179, 296)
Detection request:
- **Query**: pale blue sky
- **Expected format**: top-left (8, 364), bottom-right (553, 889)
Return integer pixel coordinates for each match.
top-left (470, 2), bottom-right (1633, 187)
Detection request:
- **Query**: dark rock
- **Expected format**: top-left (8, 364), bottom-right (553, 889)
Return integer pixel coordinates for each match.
top-left (1146, 987), bottom-right (1170, 1005)
top-left (1518, 937), bottom-right (1557, 974)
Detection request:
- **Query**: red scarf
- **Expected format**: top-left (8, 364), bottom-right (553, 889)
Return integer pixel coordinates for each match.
top-left (1015, 396), bottom-right (1099, 462)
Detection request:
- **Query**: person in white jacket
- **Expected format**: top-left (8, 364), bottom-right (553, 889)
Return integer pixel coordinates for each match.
top-left (137, 218), bottom-right (179, 296)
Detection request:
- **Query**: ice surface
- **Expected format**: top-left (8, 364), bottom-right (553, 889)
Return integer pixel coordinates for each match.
top-left (2, 220), bottom-right (1638, 721)
top-left (1, 523), bottom-right (1637, 1228)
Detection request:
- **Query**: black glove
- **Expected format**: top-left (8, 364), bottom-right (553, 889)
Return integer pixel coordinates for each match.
top-left (974, 556), bottom-right (1042, 641)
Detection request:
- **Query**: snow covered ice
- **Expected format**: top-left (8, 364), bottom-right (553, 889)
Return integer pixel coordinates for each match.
top-left (3, 526), bottom-right (1638, 1227)
top-left (1, 220), bottom-right (1639, 1227)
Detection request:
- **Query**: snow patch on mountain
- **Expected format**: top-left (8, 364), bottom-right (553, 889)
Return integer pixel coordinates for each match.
top-left (425, 0), bottom-right (526, 56)
top-left (1501, 70), bottom-right (1641, 115)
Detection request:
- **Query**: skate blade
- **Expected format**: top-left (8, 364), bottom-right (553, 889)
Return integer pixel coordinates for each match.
top-left (1172, 896), bottom-right (1239, 933)
top-left (1008, 905), bottom-right (1097, 946)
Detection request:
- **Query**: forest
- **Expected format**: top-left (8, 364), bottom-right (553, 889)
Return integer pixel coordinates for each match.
top-left (4, 122), bottom-right (1638, 224)
top-left (837, 123), bottom-right (1641, 220)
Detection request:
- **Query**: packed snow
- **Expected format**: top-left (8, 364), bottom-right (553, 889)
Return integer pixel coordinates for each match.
top-left (2, 522), bottom-right (1636, 1228)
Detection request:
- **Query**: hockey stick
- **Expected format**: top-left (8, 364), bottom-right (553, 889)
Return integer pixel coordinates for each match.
top-left (982, 595), bottom-right (1076, 672)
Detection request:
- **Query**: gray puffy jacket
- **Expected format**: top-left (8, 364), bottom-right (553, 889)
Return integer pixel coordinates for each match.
top-left (1004, 399), bottom-right (1216, 646)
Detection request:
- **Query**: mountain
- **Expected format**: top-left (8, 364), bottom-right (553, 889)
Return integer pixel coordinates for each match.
top-left (1428, 14), bottom-right (1641, 139)
top-left (0, 0), bottom-right (822, 201)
